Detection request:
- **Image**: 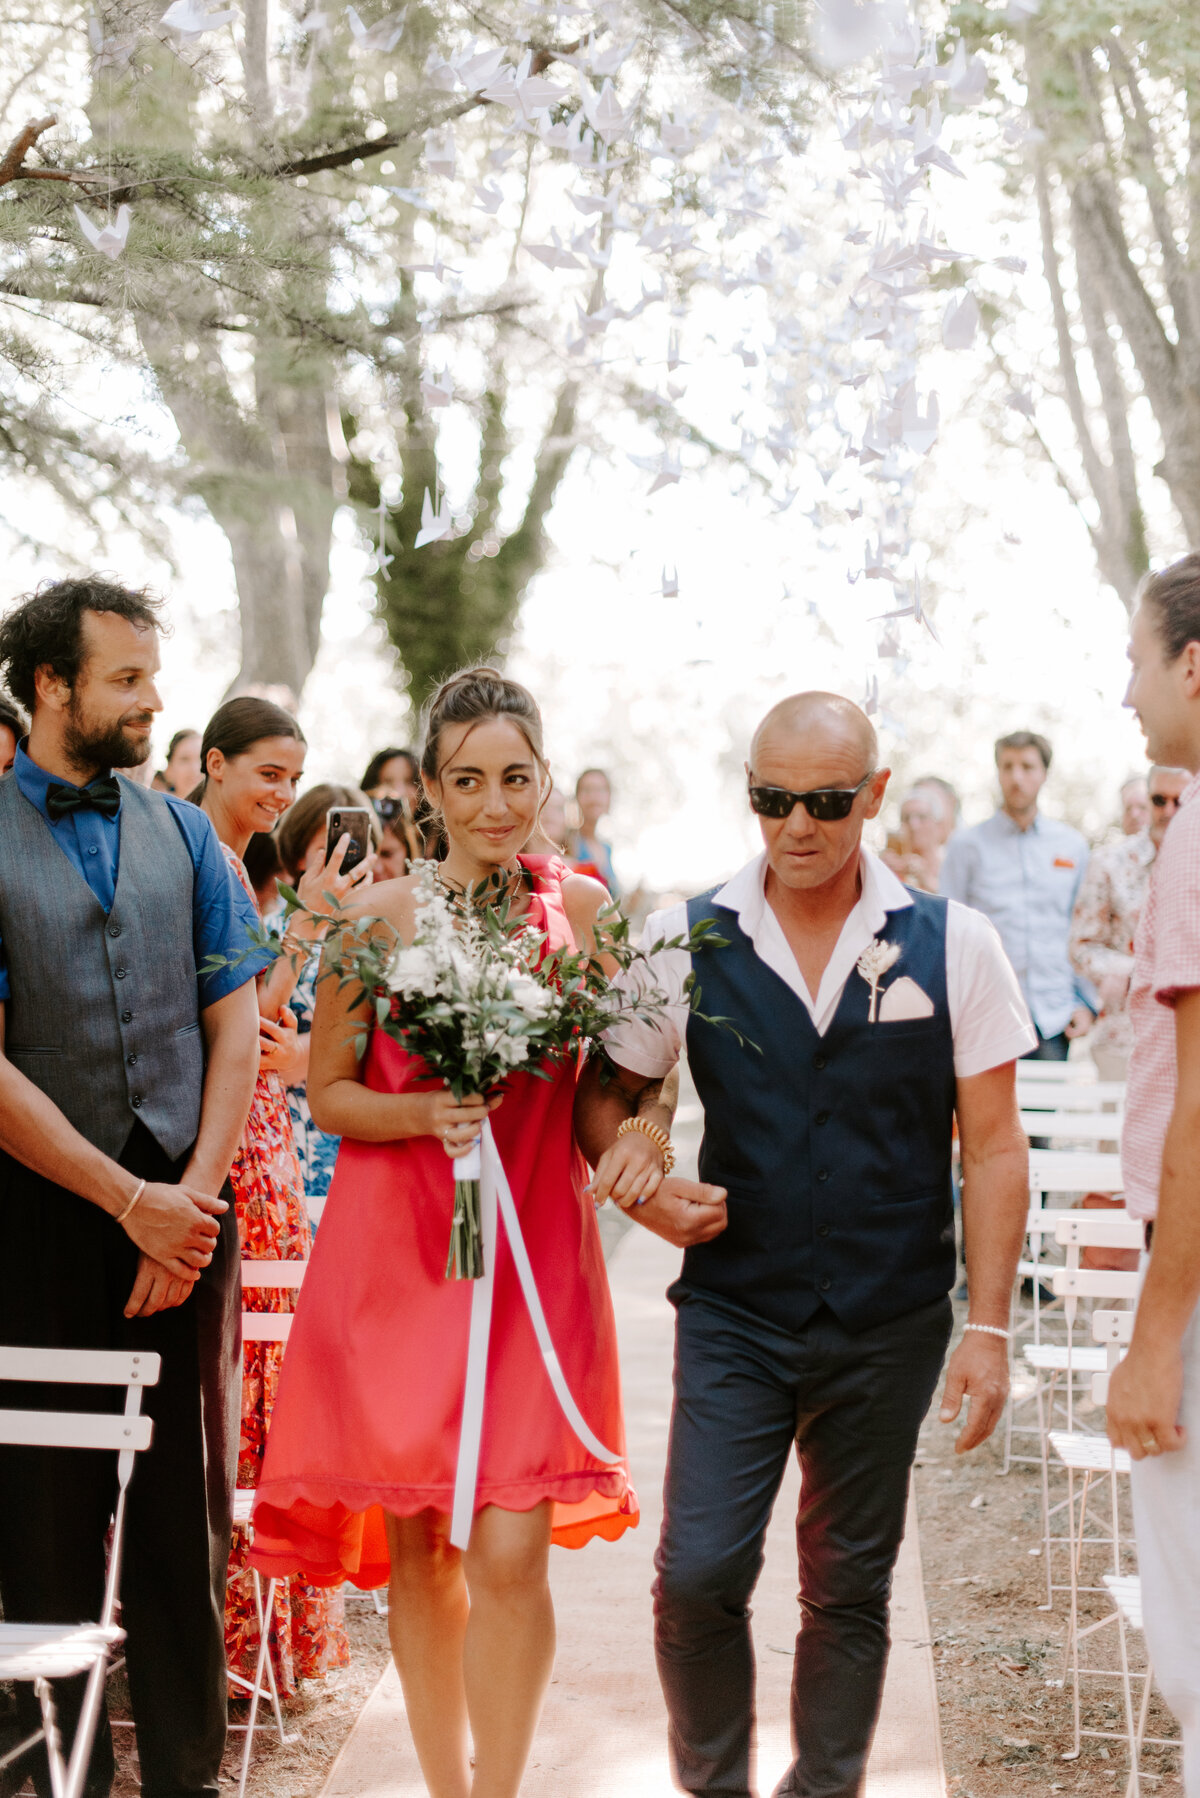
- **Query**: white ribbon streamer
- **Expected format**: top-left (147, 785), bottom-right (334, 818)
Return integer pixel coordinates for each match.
top-left (449, 1117), bottom-right (621, 1549)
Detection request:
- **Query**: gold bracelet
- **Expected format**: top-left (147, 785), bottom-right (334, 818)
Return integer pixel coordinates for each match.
top-left (115, 1178), bottom-right (146, 1227)
top-left (616, 1116), bottom-right (676, 1174)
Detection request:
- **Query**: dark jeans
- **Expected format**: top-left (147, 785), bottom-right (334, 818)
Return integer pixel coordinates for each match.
top-left (0, 1123), bottom-right (240, 1798)
top-left (653, 1290), bottom-right (952, 1798)
top-left (1022, 1030), bottom-right (1070, 1062)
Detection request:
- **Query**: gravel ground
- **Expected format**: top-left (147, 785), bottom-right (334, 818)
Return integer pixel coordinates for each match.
top-left (915, 1305), bottom-right (1182, 1798)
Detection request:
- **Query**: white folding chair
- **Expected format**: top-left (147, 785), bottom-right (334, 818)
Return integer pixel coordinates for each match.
top-left (1018, 1151), bottom-right (1124, 1344)
top-left (1046, 1226), bottom-right (1163, 1791)
top-left (1019, 1111), bottom-right (1125, 1145)
top-left (1018, 1079), bottom-right (1125, 1111)
top-left (1027, 1219), bottom-right (1141, 1607)
top-left (1015, 1060), bottom-right (1097, 1085)
top-left (231, 1261), bottom-right (306, 1798)
top-left (0, 1347), bottom-right (160, 1798)
top-left (1006, 1162), bottom-right (1125, 1479)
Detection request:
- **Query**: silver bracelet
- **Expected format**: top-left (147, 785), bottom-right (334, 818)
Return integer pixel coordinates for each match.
top-left (963, 1321), bottom-right (1010, 1340)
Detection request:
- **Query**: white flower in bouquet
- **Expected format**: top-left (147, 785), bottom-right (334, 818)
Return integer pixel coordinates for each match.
top-left (386, 943), bottom-right (444, 999)
top-left (507, 970), bottom-right (556, 1020)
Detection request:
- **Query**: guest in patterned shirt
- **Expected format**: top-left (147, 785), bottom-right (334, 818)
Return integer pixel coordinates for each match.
top-left (1108, 552), bottom-right (1200, 1794)
top-left (1069, 766), bottom-right (1188, 1080)
top-left (197, 708), bottom-right (375, 1697)
top-left (1120, 773), bottom-right (1151, 836)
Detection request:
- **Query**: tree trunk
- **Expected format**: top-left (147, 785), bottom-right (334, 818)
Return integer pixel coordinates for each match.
top-left (138, 320), bottom-right (337, 698)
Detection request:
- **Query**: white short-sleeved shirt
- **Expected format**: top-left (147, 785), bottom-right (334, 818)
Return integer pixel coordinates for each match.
top-left (606, 848), bottom-right (1036, 1080)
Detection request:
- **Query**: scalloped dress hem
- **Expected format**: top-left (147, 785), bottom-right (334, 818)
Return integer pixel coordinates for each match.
top-left (251, 1475), bottom-right (639, 1588)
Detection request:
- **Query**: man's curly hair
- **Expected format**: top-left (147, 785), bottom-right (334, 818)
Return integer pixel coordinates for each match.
top-left (0, 576), bottom-right (163, 713)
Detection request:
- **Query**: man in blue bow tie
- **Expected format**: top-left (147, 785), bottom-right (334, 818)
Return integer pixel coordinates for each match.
top-left (0, 578), bottom-right (262, 1798)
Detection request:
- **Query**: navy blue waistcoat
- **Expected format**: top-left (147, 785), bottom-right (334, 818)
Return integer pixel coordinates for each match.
top-left (681, 886), bottom-right (957, 1335)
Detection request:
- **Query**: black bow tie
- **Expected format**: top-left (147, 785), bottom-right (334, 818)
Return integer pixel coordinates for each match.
top-left (45, 776), bottom-right (122, 822)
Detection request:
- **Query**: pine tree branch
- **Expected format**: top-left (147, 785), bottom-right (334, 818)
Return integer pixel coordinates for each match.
top-left (0, 114), bottom-right (78, 188)
top-left (271, 40), bottom-right (578, 179)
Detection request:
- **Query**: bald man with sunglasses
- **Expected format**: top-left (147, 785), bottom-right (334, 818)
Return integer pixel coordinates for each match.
top-left (576, 691), bottom-right (1035, 1798)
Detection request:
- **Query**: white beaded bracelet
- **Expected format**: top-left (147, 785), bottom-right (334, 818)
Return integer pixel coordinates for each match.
top-left (963, 1321), bottom-right (1010, 1340)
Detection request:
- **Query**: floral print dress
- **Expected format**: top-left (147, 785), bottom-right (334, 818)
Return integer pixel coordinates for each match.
top-left (223, 847), bottom-right (350, 1697)
top-left (285, 959), bottom-right (341, 1220)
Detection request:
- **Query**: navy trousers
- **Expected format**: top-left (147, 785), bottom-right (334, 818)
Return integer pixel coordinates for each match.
top-left (654, 1290), bottom-right (952, 1798)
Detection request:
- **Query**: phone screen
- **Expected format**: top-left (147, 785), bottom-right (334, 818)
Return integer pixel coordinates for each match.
top-left (326, 807), bottom-right (373, 874)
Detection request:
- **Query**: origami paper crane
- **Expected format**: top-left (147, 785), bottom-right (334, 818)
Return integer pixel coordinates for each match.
top-left (942, 40), bottom-right (988, 104)
top-left (385, 185), bottom-right (436, 213)
top-left (582, 79), bottom-right (633, 145)
top-left (424, 126), bottom-right (456, 176)
top-left (646, 450), bottom-right (682, 495)
top-left (346, 5), bottom-right (405, 53)
top-left (454, 44), bottom-right (508, 89)
top-left (813, 0), bottom-right (905, 72)
top-left (74, 203), bottom-right (132, 260)
top-left (89, 14), bottom-right (139, 70)
top-left (414, 488), bottom-right (454, 549)
top-left (526, 230), bottom-right (584, 271)
top-left (420, 371), bottom-right (453, 408)
top-left (941, 290), bottom-right (979, 350)
top-left (160, 0), bottom-right (235, 40)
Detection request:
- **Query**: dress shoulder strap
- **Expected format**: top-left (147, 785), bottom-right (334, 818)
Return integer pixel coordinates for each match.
top-left (517, 853), bottom-right (575, 954)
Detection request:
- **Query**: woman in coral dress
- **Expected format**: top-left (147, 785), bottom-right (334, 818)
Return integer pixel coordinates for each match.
top-left (251, 669), bottom-right (668, 1798)
top-left (197, 698), bottom-right (374, 1696)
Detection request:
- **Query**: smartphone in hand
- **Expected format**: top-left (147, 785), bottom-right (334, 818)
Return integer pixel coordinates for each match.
top-left (325, 807), bottom-right (374, 873)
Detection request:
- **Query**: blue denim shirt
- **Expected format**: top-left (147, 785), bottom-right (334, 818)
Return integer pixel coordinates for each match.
top-left (939, 810), bottom-right (1096, 1039)
top-left (0, 742), bottom-right (263, 1007)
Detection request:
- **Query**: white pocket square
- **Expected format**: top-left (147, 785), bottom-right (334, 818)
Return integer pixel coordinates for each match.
top-left (878, 976), bottom-right (935, 1022)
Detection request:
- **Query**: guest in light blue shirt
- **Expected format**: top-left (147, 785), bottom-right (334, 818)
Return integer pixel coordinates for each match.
top-left (940, 729), bottom-right (1096, 1057)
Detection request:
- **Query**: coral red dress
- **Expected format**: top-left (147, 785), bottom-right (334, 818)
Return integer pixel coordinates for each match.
top-left (250, 855), bottom-right (637, 1588)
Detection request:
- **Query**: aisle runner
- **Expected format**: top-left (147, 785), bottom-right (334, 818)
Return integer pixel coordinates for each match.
top-left (317, 1228), bottom-right (946, 1798)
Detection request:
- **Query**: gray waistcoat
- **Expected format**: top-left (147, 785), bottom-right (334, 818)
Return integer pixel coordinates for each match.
top-left (0, 774), bottom-right (204, 1160)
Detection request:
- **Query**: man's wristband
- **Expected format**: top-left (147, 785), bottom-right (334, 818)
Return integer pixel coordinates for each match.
top-left (963, 1321), bottom-right (1010, 1340)
top-left (115, 1179), bottom-right (147, 1227)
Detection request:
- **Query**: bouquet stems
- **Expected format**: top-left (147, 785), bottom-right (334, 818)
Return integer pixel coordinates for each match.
top-left (446, 1138), bottom-right (484, 1281)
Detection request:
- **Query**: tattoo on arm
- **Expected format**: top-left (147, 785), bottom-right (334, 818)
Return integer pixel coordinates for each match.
top-left (633, 1079), bottom-right (666, 1118)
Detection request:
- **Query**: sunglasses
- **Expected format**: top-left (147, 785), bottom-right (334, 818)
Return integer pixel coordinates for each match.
top-left (748, 773), bottom-right (875, 823)
top-left (1151, 793), bottom-right (1181, 808)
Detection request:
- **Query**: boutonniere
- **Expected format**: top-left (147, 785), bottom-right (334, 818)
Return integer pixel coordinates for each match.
top-left (856, 937), bottom-right (902, 1023)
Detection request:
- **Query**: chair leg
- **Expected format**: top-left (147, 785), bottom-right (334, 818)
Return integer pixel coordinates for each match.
top-left (1113, 1609), bottom-right (1140, 1798)
top-left (372, 1587), bottom-right (389, 1617)
top-left (238, 1574), bottom-right (281, 1798)
top-left (34, 1678), bottom-right (66, 1798)
top-left (255, 1573), bottom-right (290, 1744)
top-left (1038, 1373), bottom-right (1055, 1610)
top-left (1065, 1469), bottom-right (1083, 1757)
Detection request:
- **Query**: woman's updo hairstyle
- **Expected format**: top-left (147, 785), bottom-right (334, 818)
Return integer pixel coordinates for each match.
top-left (189, 696), bottom-right (305, 802)
top-left (419, 667), bottom-right (549, 816)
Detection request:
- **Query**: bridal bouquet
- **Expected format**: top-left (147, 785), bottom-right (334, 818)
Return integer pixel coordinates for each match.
top-left (318, 862), bottom-right (730, 1280)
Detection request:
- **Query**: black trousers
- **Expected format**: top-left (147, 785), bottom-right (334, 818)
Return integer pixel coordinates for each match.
top-left (0, 1123), bottom-right (240, 1798)
top-left (653, 1290), bottom-right (952, 1798)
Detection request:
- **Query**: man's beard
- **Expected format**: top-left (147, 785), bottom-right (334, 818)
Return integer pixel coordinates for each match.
top-left (63, 700), bottom-right (152, 772)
